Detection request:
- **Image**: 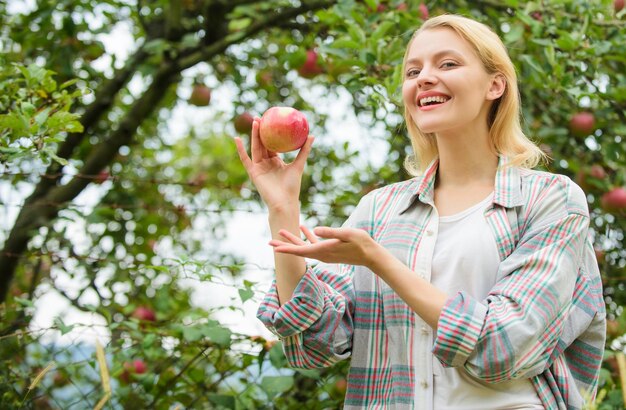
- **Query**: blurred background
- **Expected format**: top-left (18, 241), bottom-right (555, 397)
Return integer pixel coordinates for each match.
top-left (0, 0), bottom-right (624, 408)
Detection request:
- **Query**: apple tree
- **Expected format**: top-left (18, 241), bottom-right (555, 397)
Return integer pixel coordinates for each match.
top-left (0, 0), bottom-right (625, 408)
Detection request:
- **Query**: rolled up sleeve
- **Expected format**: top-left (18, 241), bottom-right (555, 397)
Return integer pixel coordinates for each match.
top-left (257, 267), bottom-right (327, 338)
top-left (256, 263), bottom-right (355, 368)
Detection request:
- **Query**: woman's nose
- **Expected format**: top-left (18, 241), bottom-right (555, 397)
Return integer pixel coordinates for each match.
top-left (416, 68), bottom-right (437, 88)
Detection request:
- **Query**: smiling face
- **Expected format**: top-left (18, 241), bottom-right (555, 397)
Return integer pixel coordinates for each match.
top-left (402, 28), bottom-right (504, 137)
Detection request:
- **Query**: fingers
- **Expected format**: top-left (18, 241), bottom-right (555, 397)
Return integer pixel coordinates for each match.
top-left (268, 239), bottom-right (309, 256)
top-left (313, 226), bottom-right (341, 239)
top-left (269, 238), bottom-right (343, 258)
top-left (269, 243), bottom-right (307, 256)
top-left (250, 118), bottom-right (269, 162)
top-left (268, 239), bottom-right (292, 248)
top-left (294, 135), bottom-right (315, 170)
top-left (277, 229), bottom-right (306, 245)
top-left (300, 224), bottom-right (319, 243)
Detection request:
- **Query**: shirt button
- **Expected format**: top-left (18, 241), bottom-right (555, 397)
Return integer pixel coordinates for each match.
top-left (426, 230), bottom-right (434, 236)
top-left (421, 380), bottom-right (428, 388)
top-left (421, 326), bottom-right (429, 335)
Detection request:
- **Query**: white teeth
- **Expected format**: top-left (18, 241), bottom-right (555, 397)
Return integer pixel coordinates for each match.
top-left (419, 95), bottom-right (449, 106)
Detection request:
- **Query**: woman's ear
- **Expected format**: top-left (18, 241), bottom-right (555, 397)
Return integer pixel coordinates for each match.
top-left (487, 73), bottom-right (506, 100)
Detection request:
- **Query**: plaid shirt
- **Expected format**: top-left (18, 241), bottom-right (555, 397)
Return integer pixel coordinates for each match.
top-left (257, 157), bottom-right (606, 409)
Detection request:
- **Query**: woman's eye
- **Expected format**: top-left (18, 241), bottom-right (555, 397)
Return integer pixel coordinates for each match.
top-left (441, 61), bottom-right (457, 68)
top-left (406, 68), bottom-right (420, 77)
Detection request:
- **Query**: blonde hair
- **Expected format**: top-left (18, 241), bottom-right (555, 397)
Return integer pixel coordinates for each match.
top-left (402, 14), bottom-right (546, 175)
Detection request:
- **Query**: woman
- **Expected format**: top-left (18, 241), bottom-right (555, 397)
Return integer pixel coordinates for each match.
top-left (235, 14), bottom-right (606, 410)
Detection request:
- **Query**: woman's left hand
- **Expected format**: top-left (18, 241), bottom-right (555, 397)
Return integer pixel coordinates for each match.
top-left (269, 225), bottom-right (381, 268)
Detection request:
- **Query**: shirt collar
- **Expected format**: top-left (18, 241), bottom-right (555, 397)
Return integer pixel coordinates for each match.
top-left (398, 156), bottom-right (524, 214)
top-left (492, 156), bottom-right (524, 208)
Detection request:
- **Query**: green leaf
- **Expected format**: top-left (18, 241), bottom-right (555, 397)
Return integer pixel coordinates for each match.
top-left (143, 265), bottom-right (170, 273)
top-left (520, 54), bottom-right (545, 74)
top-left (144, 39), bottom-right (170, 56)
top-left (229, 18), bottom-right (252, 32)
top-left (47, 111), bottom-right (82, 133)
top-left (268, 341), bottom-right (286, 368)
top-left (531, 38), bottom-right (553, 47)
top-left (555, 30), bottom-right (577, 51)
top-left (182, 326), bottom-right (204, 342)
top-left (207, 394), bottom-right (235, 409)
top-left (260, 375), bottom-right (294, 397)
top-left (142, 333), bottom-right (157, 349)
top-left (504, 24), bottom-right (525, 44)
top-left (346, 20), bottom-right (366, 44)
top-left (43, 148), bottom-right (69, 166)
top-left (543, 46), bottom-right (556, 67)
top-left (294, 368), bottom-right (321, 379)
top-left (238, 287), bottom-right (254, 303)
top-left (329, 38), bottom-right (361, 51)
top-left (203, 324), bottom-right (232, 346)
top-left (34, 107), bottom-right (52, 126)
top-left (21, 102), bottom-right (36, 116)
top-left (14, 297), bottom-right (34, 308)
top-left (362, 0), bottom-right (377, 11)
top-left (371, 21), bottom-right (395, 44)
top-left (0, 112), bottom-right (29, 136)
top-left (59, 78), bottom-right (79, 90)
top-left (53, 317), bottom-right (75, 335)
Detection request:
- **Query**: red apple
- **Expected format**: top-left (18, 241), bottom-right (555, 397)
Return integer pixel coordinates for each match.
top-left (132, 359), bottom-right (147, 374)
top-left (132, 306), bottom-right (156, 322)
top-left (606, 320), bottom-right (621, 338)
top-left (589, 165), bottom-right (607, 179)
top-left (250, 335), bottom-right (266, 343)
top-left (33, 397), bottom-right (52, 408)
top-left (263, 339), bottom-right (278, 351)
top-left (297, 50), bottom-right (323, 79)
top-left (594, 248), bottom-right (605, 262)
top-left (376, 3), bottom-right (387, 12)
top-left (53, 371), bottom-right (70, 387)
top-left (569, 112), bottom-right (595, 137)
top-left (234, 112), bottom-right (254, 134)
top-left (120, 359), bottom-right (147, 383)
top-left (601, 187), bottom-right (626, 212)
top-left (94, 170), bottom-right (109, 184)
top-left (577, 164), bottom-right (608, 191)
top-left (182, 0), bottom-right (197, 11)
top-left (189, 84), bottom-right (211, 106)
top-left (616, 0), bottom-right (625, 13)
top-left (396, 3), bottom-right (408, 11)
top-left (256, 70), bottom-right (273, 88)
top-left (530, 11), bottom-right (543, 21)
top-left (259, 107), bottom-right (309, 153)
top-left (335, 378), bottom-right (348, 395)
top-left (419, 3), bottom-right (429, 20)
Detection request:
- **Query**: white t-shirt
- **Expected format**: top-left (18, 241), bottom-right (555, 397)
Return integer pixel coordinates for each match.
top-left (431, 193), bottom-right (544, 409)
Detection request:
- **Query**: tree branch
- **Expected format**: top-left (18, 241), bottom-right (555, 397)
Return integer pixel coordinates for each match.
top-left (0, 0), bottom-right (338, 305)
top-left (0, 67), bottom-right (179, 303)
top-left (27, 48), bottom-right (149, 203)
top-left (147, 343), bottom-right (213, 408)
top-left (179, 0), bottom-right (337, 70)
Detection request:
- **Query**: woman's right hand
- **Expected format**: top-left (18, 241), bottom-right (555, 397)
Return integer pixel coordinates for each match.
top-left (234, 117), bottom-right (314, 213)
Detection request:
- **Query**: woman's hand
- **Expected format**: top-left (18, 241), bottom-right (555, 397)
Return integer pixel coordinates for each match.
top-left (234, 117), bottom-right (314, 212)
top-left (269, 225), bottom-right (382, 268)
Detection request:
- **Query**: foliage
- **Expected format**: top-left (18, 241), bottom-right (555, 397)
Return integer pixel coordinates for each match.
top-left (0, 0), bottom-right (624, 408)
top-left (0, 63), bottom-right (85, 166)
